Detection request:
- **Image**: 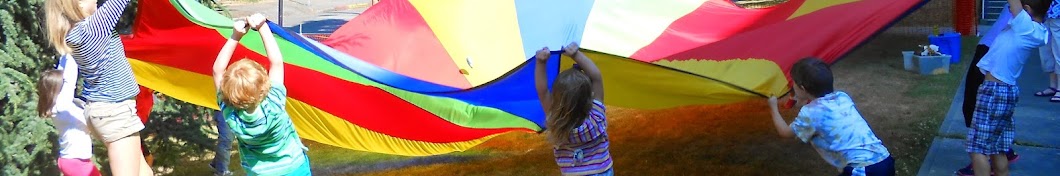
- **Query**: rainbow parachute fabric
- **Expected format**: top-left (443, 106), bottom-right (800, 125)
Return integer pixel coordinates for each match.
top-left (124, 0), bottom-right (925, 156)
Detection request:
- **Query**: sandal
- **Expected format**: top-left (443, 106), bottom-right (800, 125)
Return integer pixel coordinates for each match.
top-left (1034, 87), bottom-right (1058, 96)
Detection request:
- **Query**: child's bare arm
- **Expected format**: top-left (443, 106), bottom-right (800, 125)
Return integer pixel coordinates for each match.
top-left (535, 47), bottom-right (552, 112)
top-left (768, 97), bottom-right (795, 138)
top-left (213, 20), bottom-right (248, 90)
top-left (563, 43), bottom-right (604, 101)
top-left (248, 14), bottom-right (285, 85)
top-left (1007, 0), bottom-right (1023, 16)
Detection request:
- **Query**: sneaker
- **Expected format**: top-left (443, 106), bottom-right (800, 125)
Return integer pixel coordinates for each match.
top-left (1006, 150), bottom-right (1020, 163)
top-left (955, 164), bottom-right (975, 176)
top-left (954, 151), bottom-right (1018, 176)
top-left (208, 163), bottom-right (234, 176)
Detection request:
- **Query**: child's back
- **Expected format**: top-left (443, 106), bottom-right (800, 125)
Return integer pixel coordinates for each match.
top-left (793, 91), bottom-right (889, 169)
top-left (51, 55), bottom-right (93, 160)
top-left (552, 100), bottom-right (612, 175)
top-left (38, 55), bottom-right (101, 176)
top-left (768, 58), bottom-right (893, 175)
top-left (213, 14), bottom-right (309, 175)
top-left (535, 43), bottom-right (613, 175)
top-left (218, 82), bottom-right (307, 175)
top-left (977, 8), bottom-right (1049, 85)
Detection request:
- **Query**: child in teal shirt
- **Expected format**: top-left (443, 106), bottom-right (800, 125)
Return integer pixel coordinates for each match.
top-left (212, 14), bottom-right (310, 175)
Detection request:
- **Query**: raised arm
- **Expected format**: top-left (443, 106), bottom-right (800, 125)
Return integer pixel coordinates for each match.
top-left (563, 43), bottom-right (604, 101)
top-left (248, 14), bottom-right (284, 85)
top-left (1007, 0), bottom-right (1023, 16)
top-left (214, 20), bottom-right (248, 90)
top-left (768, 97), bottom-right (795, 138)
top-left (55, 55), bottom-right (79, 112)
top-left (535, 47), bottom-right (552, 112)
top-left (82, 0), bottom-right (131, 39)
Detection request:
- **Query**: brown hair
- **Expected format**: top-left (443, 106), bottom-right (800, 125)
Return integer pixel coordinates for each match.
top-left (44, 0), bottom-right (87, 54)
top-left (36, 70), bottom-right (64, 117)
top-left (221, 58), bottom-right (270, 112)
top-left (545, 68), bottom-right (594, 145)
top-left (790, 57), bottom-right (834, 97)
top-left (1023, 0), bottom-right (1053, 19)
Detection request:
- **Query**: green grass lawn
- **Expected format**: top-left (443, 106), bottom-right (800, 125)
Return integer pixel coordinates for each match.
top-left (892, 36), bottom-right (976, 175)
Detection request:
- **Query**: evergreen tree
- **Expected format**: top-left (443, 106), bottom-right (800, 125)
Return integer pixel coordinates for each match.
top-left (1, 0), bottom-right (60, 175)
top-left (2, 0), bottom-right (226, 174)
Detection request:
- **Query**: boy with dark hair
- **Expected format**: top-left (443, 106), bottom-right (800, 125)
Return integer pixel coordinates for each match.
top-left (966, 0), bottom-right (1051, 175)
top-left (767, 57), bottom-right (894, 176)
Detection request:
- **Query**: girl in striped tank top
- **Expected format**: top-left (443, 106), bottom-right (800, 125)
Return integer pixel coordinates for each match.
top-left (534, 43), bottom-right (613, 176)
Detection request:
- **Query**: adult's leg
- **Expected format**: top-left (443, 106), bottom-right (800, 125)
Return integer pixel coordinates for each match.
top-left (211, 111), bottom-right (233, 175)
top-left (963, 45), bottom-right (989, 127)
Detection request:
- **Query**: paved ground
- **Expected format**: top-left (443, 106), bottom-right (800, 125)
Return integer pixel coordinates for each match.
top-left (916, 29), bottom-right (1060, 175)
top-left (223, 0), bottom-right (370, 34)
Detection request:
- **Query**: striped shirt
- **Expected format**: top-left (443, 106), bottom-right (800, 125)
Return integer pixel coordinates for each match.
top-left (553, 100), bottom-right (613, 176)
top-left (66, 0), bottom-right (139, 102)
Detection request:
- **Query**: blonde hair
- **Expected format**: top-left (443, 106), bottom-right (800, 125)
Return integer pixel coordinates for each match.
top-left (45, 0), bottom-right (87, 54)
top-left (221, 59), bottom-right (270, 111)
top-left (36, 70), bottom-right (64, 118)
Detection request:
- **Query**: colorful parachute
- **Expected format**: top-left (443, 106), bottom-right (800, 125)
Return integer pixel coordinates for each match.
top-left (124, 0), bottom-right (925, 156)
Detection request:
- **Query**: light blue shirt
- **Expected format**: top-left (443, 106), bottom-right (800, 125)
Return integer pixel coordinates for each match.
top-left (978, 10), bottom-right (1050, 85)
top-left (792, 91), bottom-right (889, 176)
top-left (981, 4), bottom-right (1013, 46)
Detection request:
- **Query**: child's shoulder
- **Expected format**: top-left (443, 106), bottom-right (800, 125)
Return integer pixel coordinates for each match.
top-left (798, 92), bottom-right (857, 117)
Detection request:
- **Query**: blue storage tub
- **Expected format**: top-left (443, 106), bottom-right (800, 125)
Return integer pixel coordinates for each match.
top-left (929, 32), bottom-right (961, 63)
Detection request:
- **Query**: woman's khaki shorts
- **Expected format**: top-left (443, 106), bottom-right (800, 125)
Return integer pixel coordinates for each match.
top-left (85, 99), bottom-right (144, 143)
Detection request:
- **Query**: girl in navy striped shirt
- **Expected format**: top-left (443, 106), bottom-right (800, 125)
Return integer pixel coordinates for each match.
top-left (45, 0), bottom-right (151, 175)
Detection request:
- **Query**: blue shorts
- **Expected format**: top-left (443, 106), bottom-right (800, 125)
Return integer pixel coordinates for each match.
top-left (966, 81), bottom-right (1019, 155)
top-left (840, 156), bottom-right (895, 176)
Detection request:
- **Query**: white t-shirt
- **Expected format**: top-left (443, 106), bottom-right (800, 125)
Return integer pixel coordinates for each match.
top-left (53, 55), bottom-right (93, 159)
top-left (978, 10), bottom-right (1050, 85)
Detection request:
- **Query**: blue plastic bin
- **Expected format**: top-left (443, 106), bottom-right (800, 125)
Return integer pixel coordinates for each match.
top-left (929, 32), bottom-right (961, 63)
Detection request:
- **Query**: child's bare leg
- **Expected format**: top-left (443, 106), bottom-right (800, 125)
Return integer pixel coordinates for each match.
top-left (139, 153), bottom-right (153, 176)
top-left (970, 153), bottom-right (991, 176)
top-left (107, 133), bottom-right (152, 176)
top-left (991, 154), bottom-right (1009, 176)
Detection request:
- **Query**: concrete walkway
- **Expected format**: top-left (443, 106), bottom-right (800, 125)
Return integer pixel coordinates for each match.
top-left (224, 0), bottom-right (370, 34)
top-left (916, 48), bottom-right (1060, 175)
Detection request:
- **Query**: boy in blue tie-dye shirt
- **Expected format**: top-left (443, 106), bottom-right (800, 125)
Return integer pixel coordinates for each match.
top-left (767, 58), bottom-right (893, 176)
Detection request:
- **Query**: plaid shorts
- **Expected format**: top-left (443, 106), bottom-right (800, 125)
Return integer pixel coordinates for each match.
top-left (966, 81), bottom-right (1019, 155)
